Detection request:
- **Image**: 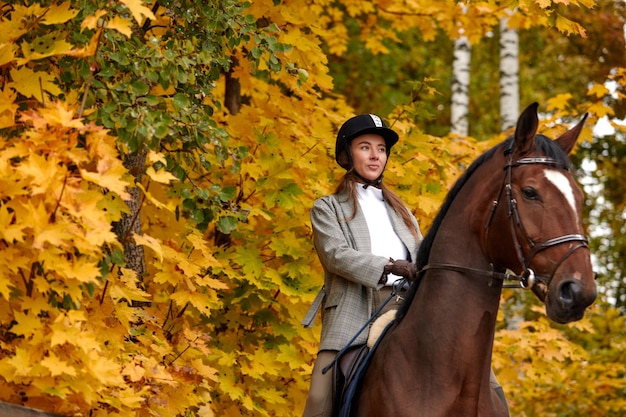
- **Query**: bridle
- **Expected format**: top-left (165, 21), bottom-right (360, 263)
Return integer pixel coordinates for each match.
top-left (421, 147), bottom-right (589, 289)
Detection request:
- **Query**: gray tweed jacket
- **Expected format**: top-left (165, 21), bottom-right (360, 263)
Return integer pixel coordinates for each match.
top-left (303, 188), bottom-right (421, 352)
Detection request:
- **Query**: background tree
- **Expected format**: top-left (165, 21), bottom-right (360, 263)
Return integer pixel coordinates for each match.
top-left (499, 11), bottom-right (520, 132)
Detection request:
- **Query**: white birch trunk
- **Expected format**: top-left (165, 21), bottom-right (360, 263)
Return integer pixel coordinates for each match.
top-left (451, 36), bottom-right (471, 136)
top-left (499, 15), bottom-right (519, 132)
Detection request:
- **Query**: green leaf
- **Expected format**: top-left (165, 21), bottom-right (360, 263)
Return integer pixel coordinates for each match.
top-left (130, 80), bottom-right (149, 96)
top-left (217, 216), bottom-right (238, 234)
top-left (172, 93), bottom-right (190, 110)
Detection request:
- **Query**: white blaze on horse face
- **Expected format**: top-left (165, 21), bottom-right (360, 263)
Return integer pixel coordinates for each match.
top-left (544, 169), bottom-right (578, 222)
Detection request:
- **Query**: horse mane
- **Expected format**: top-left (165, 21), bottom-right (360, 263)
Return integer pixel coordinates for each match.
top-left (395, 134), bottom-right (572, 321)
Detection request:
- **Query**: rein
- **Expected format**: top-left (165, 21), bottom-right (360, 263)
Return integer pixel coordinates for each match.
top-left (423, 151), bottom-right (589, 290)
top-left (419, 263), bottom-right (540, 289)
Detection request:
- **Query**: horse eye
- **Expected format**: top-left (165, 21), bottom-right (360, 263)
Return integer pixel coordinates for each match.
top-left (521, 187), bottom-right (539, 201)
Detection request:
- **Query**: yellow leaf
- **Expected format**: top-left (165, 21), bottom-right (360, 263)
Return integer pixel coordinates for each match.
top-left (154, 270), bottom-right (180, 286)
top-left (587, 83), bottom-right (610, 98)
top-left (87, 350), bottom-right (124, 385)
top-left (150, 83), bottom-right (176, 96)
top-left (109, 268), bottom-right (152, 303)
top-left (122, 364), bottom-right (146, 382)
top-left (40, 1), bottom-right (79, 25)
top-left (107, 16), bottom-right (133, 38)
top-left (120, 0), bottom-right (156, 25)
top-left (185, 231), bottom-right (222, 268)
top-left (136, 182), bottom-right (175, 212)
top-left (16, 151), bottom-right (60, 195)
top-left (32, 223), bottom-right (75, 251)
top-left (80, 163), bottom-right (131, 200)
top-left (81, 10), bottom-right (108, 31)
top-left (555, 13), bottom-right (587, 37)
top-left (147, 150), bottom-right (168, 165)
top-left (546, 93), bottom-right (573, 112)
top-left (9, 67), bottom-right (62, 100)
top-left (38, 101), bottom-right (84, 128)
top-left (50, 322), bottom-right (76, 348)
top-left (55, 256), bottom-right (101, 283)
top-left (6, 347), bottom-right (32, 377)
top-left (41, 352), bottom-right (77, 377)
top-left (146, 166), bottom-right (178, 184)
top-left (11, 311), bottom-right (42, 336)
top-left (0, 203), bottom-right (25, 243)
top-left (0, 100), bottom-right (17, 129)
top-left (133, 232), bottom-right (164, 262)
top-left (170, 290), bottom-right (216, 313)
top-left (117, 386), bottom-right (150, 408)
top-left (416, 194), bottom-right (441, 217)
top-left (587, 101), bottom-right (615, 118)
top-left (0, 42), bottom-right (16, 67)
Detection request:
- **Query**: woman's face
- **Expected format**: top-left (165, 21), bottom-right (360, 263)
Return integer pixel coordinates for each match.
top-left (349, 134), bottom-right (387, 182)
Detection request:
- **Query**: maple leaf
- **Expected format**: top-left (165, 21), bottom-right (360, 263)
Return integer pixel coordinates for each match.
top-left (133, 232), bottom-right (164, 262)
top-left (5, 347), bottom-right (32, 377)
top-left (41, 352), bottom-right (77, 377)
top-left (9, 67), bottom-right (62, 100)
top-left (16, 151), bottom-right (60, 195)
top-left (136, 182), bottom-right (176, 212)
top-left (87, 350), bottom-right (124, 385)
top-left (120, 0), bottom-right (156, 25)
top-left (32, 222), bottom-right (75, 251)
top-left (40, 1), bottom-right (79, 25)
top-left (11, 310), bottom-right (43, 337)
top-left (555, 13), bottom-right (587, 37)
top-left (80, 164), bottom-right (131, 200)
top-left (546, 93), bottom-right (574, 112)
top-left (109, 268), bottom-right (152, 303)
top-left (0, 4), bottom-right (33, 43)
top-left (146, 166), bottom-right (178, 184)
top-left (170, 290), bottom-right (216, 313)
top-left (107, 16), bottom-right (133, 38)
top-left (185, 231), bottom-right (222, 268)
top-left (0, 42), bottom-right (16, 68)
top-left (0, 203), bottom-right (25, 243)
top-left (81, 10), bottom-right (108, 31)
top-left (232, 246), bottom-right (264, 277)
top-left (55, 256), bottom-right (101, 283)
top-left (122, 363), bottom-right (146, 382)
top-left (587, 101), bottom-right (615, 118)
top-left (38, 101), bottom-right (84, 128)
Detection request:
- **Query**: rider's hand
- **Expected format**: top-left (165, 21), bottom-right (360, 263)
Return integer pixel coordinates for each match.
top-left (384, 259), bottom-right (417, 282)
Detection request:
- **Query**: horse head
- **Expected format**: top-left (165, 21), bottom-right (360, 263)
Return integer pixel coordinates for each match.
top-left (485, 102), bottom-right (597, 323)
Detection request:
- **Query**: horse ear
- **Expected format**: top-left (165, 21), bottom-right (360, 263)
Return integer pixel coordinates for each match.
top-left (513, 102), bottom-right (539, 154)
top-left (555, 113), bottom-right (588, 155)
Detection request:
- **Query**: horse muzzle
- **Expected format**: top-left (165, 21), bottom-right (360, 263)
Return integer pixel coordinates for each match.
top-left (544, 277), bottom-right (597, 324)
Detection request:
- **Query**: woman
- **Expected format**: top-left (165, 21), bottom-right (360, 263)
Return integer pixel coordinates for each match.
top-left (301, 114), bottom-right (423, 417)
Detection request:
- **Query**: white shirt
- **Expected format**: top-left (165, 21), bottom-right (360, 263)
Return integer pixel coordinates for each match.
top-left (357, 184), bottom-right (409, 285)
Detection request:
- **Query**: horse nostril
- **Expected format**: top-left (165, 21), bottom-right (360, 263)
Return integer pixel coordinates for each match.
top-left (558, 280), bottom-right (578, 304)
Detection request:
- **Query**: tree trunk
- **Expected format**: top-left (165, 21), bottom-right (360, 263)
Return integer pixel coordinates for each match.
top-left (451, 36), bottom-right (471, 136)
top-left (225, 56), bottom-right (241, 116)
top-left (499, 15), bottom-right (519, 132)
top-left (113, 149), bottom-right (147, 282)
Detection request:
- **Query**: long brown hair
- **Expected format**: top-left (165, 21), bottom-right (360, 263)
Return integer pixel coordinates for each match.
top-left (335, 172), bottom-right (421, 242)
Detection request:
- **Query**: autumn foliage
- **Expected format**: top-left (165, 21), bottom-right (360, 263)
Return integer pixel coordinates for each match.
top-left (1, 1), bottom-right (625, 416)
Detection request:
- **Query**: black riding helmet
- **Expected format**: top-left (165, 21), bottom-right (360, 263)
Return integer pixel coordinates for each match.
top-left (335, 114), bottom-right (399, 170)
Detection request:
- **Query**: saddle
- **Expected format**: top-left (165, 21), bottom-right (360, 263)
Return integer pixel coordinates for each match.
top-left (331, 311), bottom-right (397, 417)
top-left (332, 344), bottom-right (369, 415)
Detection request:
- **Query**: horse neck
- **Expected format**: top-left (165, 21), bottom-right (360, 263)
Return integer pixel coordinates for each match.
top-left (399, 161), bottom-right (505, 363)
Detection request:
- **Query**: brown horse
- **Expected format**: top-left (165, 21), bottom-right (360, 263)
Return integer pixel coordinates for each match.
top-left (350, 103), bottom-right (597, 416)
